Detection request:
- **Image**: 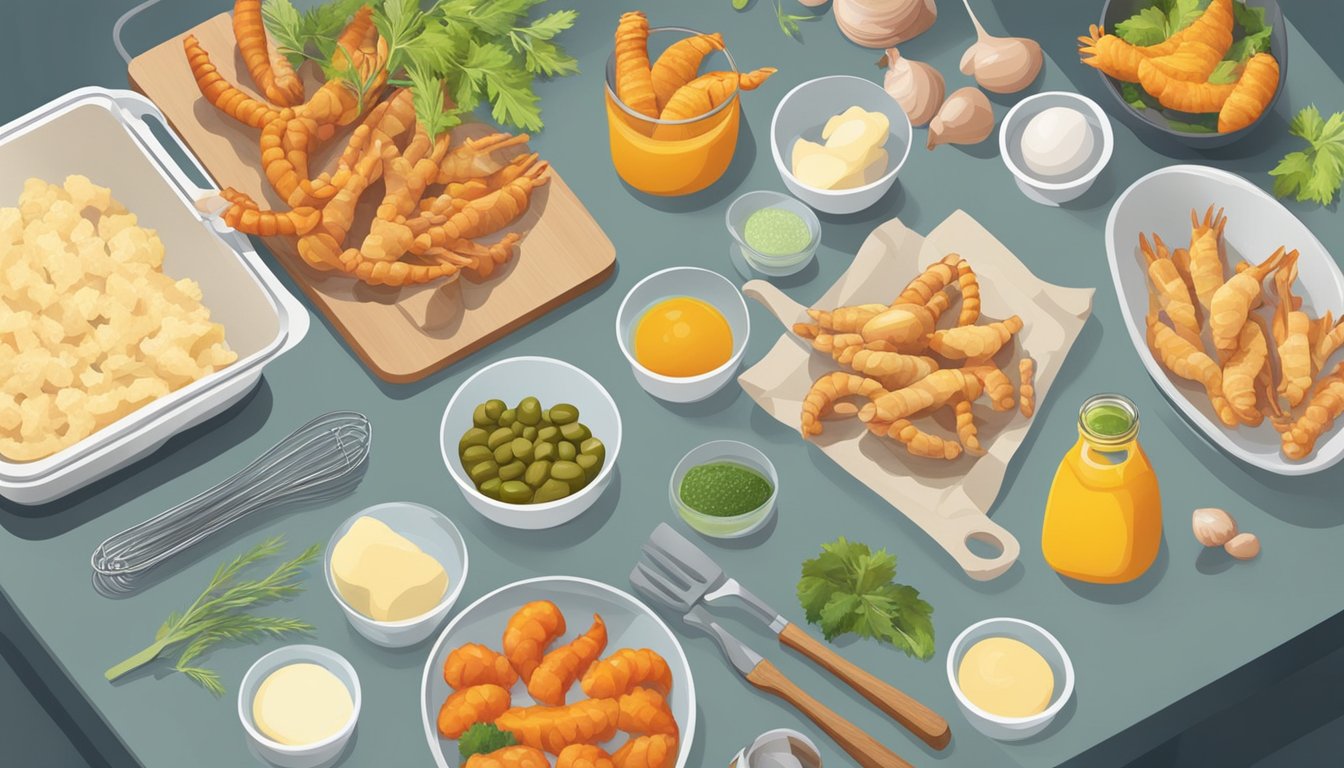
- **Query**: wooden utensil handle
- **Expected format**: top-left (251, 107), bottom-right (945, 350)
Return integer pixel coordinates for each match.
top-left (780, 622), bottom-right (952, 749)
top-left (746, 659), bottom-right (914, 768)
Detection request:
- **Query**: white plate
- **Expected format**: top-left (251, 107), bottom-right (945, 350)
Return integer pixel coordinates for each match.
top-left (420, 576), bottom-right (695, 767)
top-left (1106, 164), bottom-right (1344, 475)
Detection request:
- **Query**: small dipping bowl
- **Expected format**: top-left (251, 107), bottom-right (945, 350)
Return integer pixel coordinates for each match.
top-left (770, 75), bottom-right (912, 215)
top-left (669, 440), bottom-right (778, 539)
top-left (947, 617), bottom-right (1076, 741)
top-left (1000, 91), bottom-right (1113, 207)
top-left (238, 645), bottom-right (361, 768)
top-left (616, 267), bottom-right (750, 404)
top-left (730, 728), bottom-right (822, 767)
top-left (324, 502), bottom-right (469, 648)
top-left (726, 191), bottom-right (821, 277)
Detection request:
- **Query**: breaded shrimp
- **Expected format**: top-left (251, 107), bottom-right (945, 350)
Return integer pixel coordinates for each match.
top-left (438, 684), bottom-right (512, 739)
top-left (611, 734), bottom-right (678, 768)
top-left (495, 698), bottom-right (620, 755)
top-left (444, 643), bottom-right (520, 690)
top-left (529, 615), bottom-right (608, 707)
top-left (616, 688), bottom-right (679, 737)
top-left (465, 745), bottom-right (552, 768)
top-left (557, 744), bottom-right (615, 768)
top-left (504, 601), bottom-right (567, 683)
top-left (581, 649), bottom-right (673, 700)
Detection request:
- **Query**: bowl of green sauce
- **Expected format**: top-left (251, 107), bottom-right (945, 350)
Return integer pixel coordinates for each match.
top-left (670, 440), bottom-right (778, 539)
top-left (725, 191), bottom-right (820, 277)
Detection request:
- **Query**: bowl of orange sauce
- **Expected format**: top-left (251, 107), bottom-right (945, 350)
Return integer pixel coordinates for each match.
top-left (616, 267), bottom-right (750, 403)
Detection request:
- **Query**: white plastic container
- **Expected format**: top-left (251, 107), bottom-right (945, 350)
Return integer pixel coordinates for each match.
top-left (0, 88), bottom-right (308, 504)
top-left (239, 645), bottom-right (360, 768)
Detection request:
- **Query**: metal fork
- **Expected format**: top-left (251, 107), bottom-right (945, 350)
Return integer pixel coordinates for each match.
top-left (641, 524), bottom-right (950, 749)
top-left (632, 563), bottom-right (914, 768)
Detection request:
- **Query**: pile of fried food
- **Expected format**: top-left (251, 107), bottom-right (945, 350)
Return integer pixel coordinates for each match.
top-left (1140, 207), bottom-right (1344, 461)
top-left (438, 600), bottom-right (679, 768)
top-left (0, 176), bottom-right (236, 463)
top-left (184, 0), bottom-right (548, 287)
top-left (794, 255), bottom-right (1035, 461)
top-left (612, 11), bottom-right (775, 125)
top-left (1078, 0), bottom-right (1279, 133)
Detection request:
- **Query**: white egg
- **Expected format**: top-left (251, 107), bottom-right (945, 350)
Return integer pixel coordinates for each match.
top-left (1019, 106), bottom-right (1096, 179)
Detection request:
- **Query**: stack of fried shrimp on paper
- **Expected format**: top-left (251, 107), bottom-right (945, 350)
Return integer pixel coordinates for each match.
top-left (1139, 208), bottom-right (1344, 460)
top-left (438, 600), bottom-right (680, 768)
top-left (1078, 0), bottom-right (1279, 133)
top-left (183, 1), bottom-right (548, 287)
top-left (795, 255), bottom-right (1036, 461)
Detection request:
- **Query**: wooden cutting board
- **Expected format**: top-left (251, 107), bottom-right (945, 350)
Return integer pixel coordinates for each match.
top-left (128, 13), bottom-right (615, 383)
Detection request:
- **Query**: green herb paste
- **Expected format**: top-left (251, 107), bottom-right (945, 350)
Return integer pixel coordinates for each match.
top-left (1084, 403), bottom-right (1133, 437)
top-left (679, 462), bottom-right (773, 517)
top-left (743, 207), bottom-right (811, 256)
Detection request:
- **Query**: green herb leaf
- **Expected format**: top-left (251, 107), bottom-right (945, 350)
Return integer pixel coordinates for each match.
top-left (796, 537), bottom-right (935, 659)
top-left (775, 0), bottom-right (819, 40)
top-left (1121, 82), bottom-right (1149, 110)
top-left (1165, 117), bottom-right (1219, 133)
top-left (1114, 0), bottom-right (1201, 46)
top-left (459, 723), bottom-right (517, 759)
top-left (732, 0), bottom-right (750, 9)
top-left (1271, 105), bottom-right (1344, 206)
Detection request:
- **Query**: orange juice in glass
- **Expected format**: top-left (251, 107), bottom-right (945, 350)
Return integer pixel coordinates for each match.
top-left (605, 27), bottom-right (740, 196)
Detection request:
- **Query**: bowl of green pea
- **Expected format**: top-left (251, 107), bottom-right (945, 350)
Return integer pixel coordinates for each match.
top-left (441, 357), bottom-right (621, 530)
top-left (670, 440), bottom-right (778, 539)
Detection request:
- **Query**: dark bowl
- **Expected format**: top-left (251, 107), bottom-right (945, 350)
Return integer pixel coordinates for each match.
top-left (1095, 0), bottom-right (1288, 148)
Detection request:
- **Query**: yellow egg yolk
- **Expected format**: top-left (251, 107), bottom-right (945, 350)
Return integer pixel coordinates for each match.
top-left (634, 297), bottom-right (733, 378)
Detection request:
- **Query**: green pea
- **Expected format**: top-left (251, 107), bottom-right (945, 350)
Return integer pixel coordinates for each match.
top-left (576, 452), bottom-right (601, 482)
top-left (560, 422), bottom-right (590, 443)
top-left (461, 445), bottom-right (493, 468)
top-left (484, 399), bottom-right (506, 421)
top-left (473, 403), bottom-right (495, 428)
top-left (535, 441), bottom-right (557, 463)
top-left (510, 437), bottom-right (534, 464)
top-left (558, 441), bottom-right (577, 461)
top-left (522, 426), bottom-right (538, 441)
top-left (493, 443), bottom-right (514, 465)
top-left (500, 480), bottom-right (533, 504)
top-left (537, 426), bottom-right (560, 444)
top-left (459, 428), bottom-right (489, 454)
top-left (549, 403), bottom-right (578, 425)
top-left (469, 460), bottom-right (499, 485)
top-left (499, 460), bottom-right (526, 482)
top-left (533, 478), bottom-right (572, 503)
top-left (499, 409), bottom-right (517, 427)
top-left (510, 420), bottom-right (526, 437)
top-left (517, 396), bottom-right (542, 426)
top-left (579, 437), bottom-right (605, 464)
top-left (479, 477), bottom-right (503, 500)
top-left (487, 427), bottom-right (514, 450)
top-left (525, 460), bottom-right (552, 488)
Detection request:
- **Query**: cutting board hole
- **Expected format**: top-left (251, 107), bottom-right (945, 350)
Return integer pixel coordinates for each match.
top-left (965, 532), bottom-right (1005, 560)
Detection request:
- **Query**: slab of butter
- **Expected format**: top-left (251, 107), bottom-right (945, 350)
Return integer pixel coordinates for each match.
top-left (331, 516), bottom-right (448, 622)
top-left (792, 106), bottom-right (891, 191)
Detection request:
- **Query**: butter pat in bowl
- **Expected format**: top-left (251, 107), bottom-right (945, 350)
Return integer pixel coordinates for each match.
top-left (947, 617), bottom-right (1075, 741)
top-left (324, 502), bottom-right (468, 648)
top-left (238, 645), bottom-right (360, 768)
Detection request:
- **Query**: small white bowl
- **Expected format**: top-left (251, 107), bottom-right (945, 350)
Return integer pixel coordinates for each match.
top-left (730, 728), bottom-right (822, 767)
top-left (947, 617), bottom-right (1076, 741)
top-left (440, 357), bottom-right (622, 530)
top-left (669, 440), bottom-right (778, 539)
top-left (238, 645), bottom-right (361, 768)
top-left (324, 502), bottom-right (469, 648)
top-left (770, 75), bottom-right (912, 215)
top-left (725, 191), bottom-right (822, 277)
top-left (1000, 92), bottom-right (1114, 207)
top-left (616, 267), bottom-right (750, 403)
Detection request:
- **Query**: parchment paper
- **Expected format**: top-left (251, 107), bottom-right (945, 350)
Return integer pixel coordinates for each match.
top-left (739, 211), bottom-right (1093, 580)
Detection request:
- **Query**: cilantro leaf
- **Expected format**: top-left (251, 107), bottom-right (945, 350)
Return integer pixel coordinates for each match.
top-left (1121, 83), bottom-right (1149, 110)
top-left (1115, 0), bottom-right (1201, 46)
top-left (458, 723), bottom-right (516, 759)
top-left (1272, 105), bottom-right (1344, 206)
top-left (796, 537), bottom-right (936, 659)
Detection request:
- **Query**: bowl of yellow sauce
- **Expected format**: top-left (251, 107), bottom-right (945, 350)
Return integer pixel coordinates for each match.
top-left (616, 267), bottom-right (750, 403)
top-left (238, 645), bottom-right (361, 767)
top-left (946, 617), bottom-right (1075, 741)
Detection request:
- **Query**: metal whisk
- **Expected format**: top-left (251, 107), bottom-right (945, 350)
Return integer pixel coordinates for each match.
top-left (90, 411), bottom-right (372, 596)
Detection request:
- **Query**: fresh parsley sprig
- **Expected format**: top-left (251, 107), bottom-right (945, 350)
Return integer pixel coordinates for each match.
top-left (459, 723), bottom-right (517, 759)
top-left (774, 0), bottom-right (820, 41)
top-left (796, 537), bottom-right (935, 660)
top-left (105, 537), bottom-right (320, 696)
top-left (1270, 105), bottom-right (1344, 206)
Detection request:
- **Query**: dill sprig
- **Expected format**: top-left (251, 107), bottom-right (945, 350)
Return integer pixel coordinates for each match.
top-left (105, 537), bottom-right (320, 696)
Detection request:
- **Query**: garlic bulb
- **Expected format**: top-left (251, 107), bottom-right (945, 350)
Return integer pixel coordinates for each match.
top-left (927, 87), bottom-right (994, 149)
top-left (1224, 532), bottom-right (1260, 560)
top-left (958, 0), bottom-right (1043, 94)
top-left (881, 48), bottom-right (945, 127)
top-left (1192, 507), bottom-right (1238, 548)
top-left (834, 0), bottom-right (937, 49)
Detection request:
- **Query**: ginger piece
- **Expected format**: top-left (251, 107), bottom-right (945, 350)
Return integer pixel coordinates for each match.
top-left (929, 316), bottom-right (1023, 360)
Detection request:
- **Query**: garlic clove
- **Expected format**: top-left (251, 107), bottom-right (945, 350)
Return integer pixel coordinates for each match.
top-left (882, 47), bottom-right (946, 127)
top-left (1224, 532), bottom-right (1260, 560)
top-left (835, 0), bottom-right (938, 49)
top-left (1192, 507), bottom-right (1238, 548)
top-left (959, 0), bottom-right (1044, 94)
top-left (927, 86), bottom-right (995, 149)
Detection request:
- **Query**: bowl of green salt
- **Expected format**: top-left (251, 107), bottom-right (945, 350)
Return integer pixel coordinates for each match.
top-left (669, 440), bottom-right (778, 539)
top-left (725, 191), bottom-right (820, 277)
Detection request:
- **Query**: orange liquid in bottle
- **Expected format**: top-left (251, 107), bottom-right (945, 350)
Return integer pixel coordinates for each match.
top-left (1042, 394), bottom-right (1162, 584)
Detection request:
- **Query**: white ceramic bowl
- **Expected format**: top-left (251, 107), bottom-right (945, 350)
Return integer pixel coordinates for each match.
top-left (238, 645), bottom-right (361, 768)
top-left (1000, 91), bottom-right (1114, 207)
top-left (324, 502), bottom-right (469, 648)
top-left (440, 357), bottom-right (622, 529)
top-left (730, 728), bottom-right (821, 768)
top-left (770, 75), bottom-right (912, 215)
top-left (947, 617), bottom-right (1075, 741)
top-left (725, 190), bottom-right (821, 277)
top-left (1107, 165), bottom-right (1344, 475)
top-left (669, 440), bottom-right (778, 539)
top-left (616, 267), bottom-right (750, 403)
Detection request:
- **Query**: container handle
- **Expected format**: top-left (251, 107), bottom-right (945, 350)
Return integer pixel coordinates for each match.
top-left (929, 487), bottom-right (1020, 581)
top-left (110, 90), bottom-right (217, 208)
